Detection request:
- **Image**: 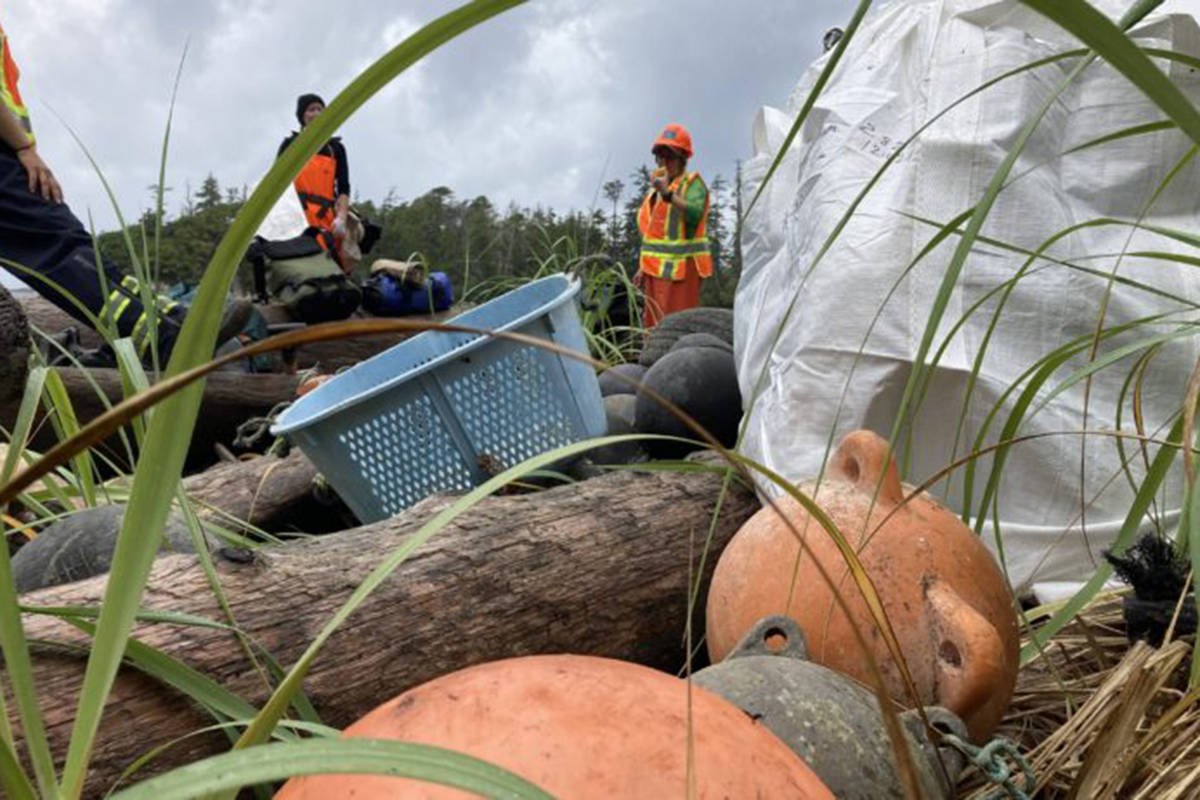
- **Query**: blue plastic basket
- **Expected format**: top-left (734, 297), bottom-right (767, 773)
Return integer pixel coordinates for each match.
top-left (271, 274), bottom-right (605, 523)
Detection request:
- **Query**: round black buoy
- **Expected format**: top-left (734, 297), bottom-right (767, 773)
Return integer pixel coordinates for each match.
top-left (635, 345), bottom-right (741, 458)
top-left (598, 362), bottom-right (648, 398)
top-left (12, 504), bottom-right (209, 593)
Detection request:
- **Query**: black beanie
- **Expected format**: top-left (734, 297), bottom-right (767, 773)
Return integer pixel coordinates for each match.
top-left (295, 93), bottom-right (325, 125)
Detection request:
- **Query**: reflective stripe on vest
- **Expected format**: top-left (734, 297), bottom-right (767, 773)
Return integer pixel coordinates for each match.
top-left (99, 274), bottom-right (181, 354)
top-left (0, 23), bottom-right (34, 145)
top-left (294, 151), bottom-right (338, 229)
top-left (637, 171), bottom-right (712, 281)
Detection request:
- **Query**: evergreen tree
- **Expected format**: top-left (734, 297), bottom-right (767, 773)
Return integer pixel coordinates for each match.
top-left (194, 174), bottom-right (222, 211)
top-left (602, 179), bottom-right (623, 252)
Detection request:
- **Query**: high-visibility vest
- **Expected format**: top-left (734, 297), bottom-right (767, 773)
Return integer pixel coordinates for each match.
top-left (637, 171), bottom-right (712, 281)
top-left (294, 151), bottom-right (338, 230)
top-left (0, 20), bottom-right (34, 146)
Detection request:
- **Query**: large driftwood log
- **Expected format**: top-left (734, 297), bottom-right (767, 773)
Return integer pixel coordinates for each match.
top-left (17, 294), bottom-right (104, 347)
top-left (0, 367), bottom-right (301, 471)
top-left (15, 465), bottom-right (756, 795)
top-left (19, 294), bottom-right (458, 373)
top-left (0, 286), bottom-right (30, 405)
top-left (182, 450), bottom-right (323, 532)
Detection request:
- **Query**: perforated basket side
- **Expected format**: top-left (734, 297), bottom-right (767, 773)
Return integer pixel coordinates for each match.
top-left (274, 274), bottom-right (604, 522)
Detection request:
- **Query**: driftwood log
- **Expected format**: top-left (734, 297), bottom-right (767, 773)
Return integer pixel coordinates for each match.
top-left (13, 464), bottom-right (756, 795)
top-left (0, 285), bottom-right (30, 405)
top-left (0, 367), bottom-right (301, 472)
top-left (18, 293), bottom-right (456, 373)
top-left (182, 450), bottom-right (323, 532)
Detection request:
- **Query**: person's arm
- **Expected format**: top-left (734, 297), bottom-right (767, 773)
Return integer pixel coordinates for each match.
top-left (0, 102), bottom-right (61, 203)
top-left (680, 176), bottom-right (707, 237)
top-left (332, 139), bottom-right (350, 217)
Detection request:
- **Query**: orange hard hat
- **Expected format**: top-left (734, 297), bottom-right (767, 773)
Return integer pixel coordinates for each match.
top-left (652, 123), bottom-right (693, 159)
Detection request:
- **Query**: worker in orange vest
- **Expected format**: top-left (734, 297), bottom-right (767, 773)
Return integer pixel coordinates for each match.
top-left (277, 94), bottom-right (351, 258)
top-left (0, 16), bottom-right (249, 367)
top-left (635, 123), bottom-right (712, 329)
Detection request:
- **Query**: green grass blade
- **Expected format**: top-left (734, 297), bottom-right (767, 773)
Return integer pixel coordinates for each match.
top-left (173, 491), bottom-right (316, 722)
top-left (151, 42), bottom-right (189, 289)
top-left (55, 618), bottom-right (283, 737)
top-left (1, 366), bottom-right (48, 485)
top-left (736, 45), bottom-right (1098, 483)
top-left (103, 720), bottom-right (338, 799)
top-left (0, 737), bottom-right (37, 800)
top-left (54, 4), bottom-right (526, 796)
top-left (973, 325), bottom-right (1196, 537)
top-left (889, 56), bottom-right (1093, 472)
top-left (111, 339), bottom-right (151, 446)
top-left (1021, 0), bottom-right (1200, 145)
top-left (905, 212), bottom-right (1200, 311)
top-left (21, 604), bottom-right (236, 631)
top-left (741, 0), bottom-right (871, 221)
top-left (1062, 119), bottom-right (1175, 156)
top-left (1020, 412), bottom-right (1186, 661)
top-left (1185, 469), bottom-right (1200, 685)
top-left (0, 510), bottom-right (59, 796)
top-left (42, 367), bottom-right (97, 507)
top-left (891, 0), bottom-right (1163, 473)
top-left (228, 434), bottom-right (649, 758)
top-left (109, 739), bottom-right (555, 800)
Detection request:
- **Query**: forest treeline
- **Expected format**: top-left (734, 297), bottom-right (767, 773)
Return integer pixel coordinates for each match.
top-left (97, 165), bottom-right (744, 307)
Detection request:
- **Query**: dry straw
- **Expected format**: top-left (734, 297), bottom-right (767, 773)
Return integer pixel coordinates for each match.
top-left (958, 592), bottom-right (1199, 799)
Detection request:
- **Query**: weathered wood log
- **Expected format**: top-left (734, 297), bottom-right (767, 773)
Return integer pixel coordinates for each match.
top-left (182, 450), bottom-right (322, 532)
top-left (0, 286), bottom-right (30, 405)
top-left (17, 294), bottom-right (105, 348)
top-left (18, 294), bottom-right (460, 373)
top-left (15, 464), bottom-right (757, 795)
top-left (0, 367), bottom-right (301, 472)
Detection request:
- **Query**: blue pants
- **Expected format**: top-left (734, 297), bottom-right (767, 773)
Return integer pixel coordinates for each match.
top-left (0, 145), bottom-right (147, 338)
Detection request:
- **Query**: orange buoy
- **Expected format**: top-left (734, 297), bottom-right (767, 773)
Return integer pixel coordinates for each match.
top-left (275, 654), bottom-right (834, 799)
top-left (295, 374), bottom-right (333, 398)
top-left (706, 430), bottom-right (1019, 741)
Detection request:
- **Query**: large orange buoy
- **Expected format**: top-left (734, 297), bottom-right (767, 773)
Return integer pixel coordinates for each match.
top-left (706, 430), bottom-right (1019, 741)
top-left (275, 654), bottom-right (834, 799)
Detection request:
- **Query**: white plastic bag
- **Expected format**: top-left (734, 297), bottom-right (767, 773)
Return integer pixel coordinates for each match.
top-left (735, 0), bottom-right (1200, 600)
top-left (255, 184), bottom-right (308, 241)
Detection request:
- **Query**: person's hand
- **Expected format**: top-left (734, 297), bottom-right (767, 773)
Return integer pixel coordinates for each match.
top-left (651, 174), bottom-right (668, 194)
top-left (632, 270), bottom-right (646, 289)
top-left (17, 146), bottom-right (63, 204)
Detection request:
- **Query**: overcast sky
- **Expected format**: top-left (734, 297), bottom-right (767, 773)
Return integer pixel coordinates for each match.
top-left (2, 0), bottom-right (846, 238)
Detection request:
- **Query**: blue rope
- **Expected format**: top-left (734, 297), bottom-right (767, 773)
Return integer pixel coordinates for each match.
top-left (941, 733), bottom-right (1035, 800)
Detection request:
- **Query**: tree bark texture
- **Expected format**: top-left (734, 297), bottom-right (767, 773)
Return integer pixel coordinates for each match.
top-left (13, 465), bottom-right (757, 795)
top-left (0, 367), bottom-right (301, 472)
top-left (18, 294), bottom-right (457, 373)
top-left (0, 285), bottom-right (30, 405)
top-left (182, 450), bottom-right (324, 532)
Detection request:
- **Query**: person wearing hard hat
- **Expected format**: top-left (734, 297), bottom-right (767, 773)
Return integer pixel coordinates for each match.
top-left (0, 16), bottom-right (249, 367)
top-left (635, 123), bottom-right (712, 329)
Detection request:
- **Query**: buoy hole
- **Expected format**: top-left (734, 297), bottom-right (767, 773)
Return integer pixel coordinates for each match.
top-left (842, 457), bottom-right (860, 483)
top-left (932, 719), bottom-right (957, 736)
top-left (938, 640), bottom-right (962, 668)
top-left (764, 627), bottom-right (788, 652)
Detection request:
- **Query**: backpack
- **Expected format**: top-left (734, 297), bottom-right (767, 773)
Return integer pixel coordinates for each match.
top-left (247, 234), bottom-right (362, 323)
top-left (362, 270), bottom-right (454, 316)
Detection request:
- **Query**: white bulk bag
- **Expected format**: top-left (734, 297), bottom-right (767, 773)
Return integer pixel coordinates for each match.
top-left (735, 0), bottom-right (1200, 600)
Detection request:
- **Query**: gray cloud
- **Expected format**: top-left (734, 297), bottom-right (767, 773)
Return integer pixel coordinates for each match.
top-left (2, 0), bottom-right (846, 239)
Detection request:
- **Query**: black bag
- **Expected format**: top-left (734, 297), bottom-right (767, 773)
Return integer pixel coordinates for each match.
top-left (246, 234), bottom-right (361, 323)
